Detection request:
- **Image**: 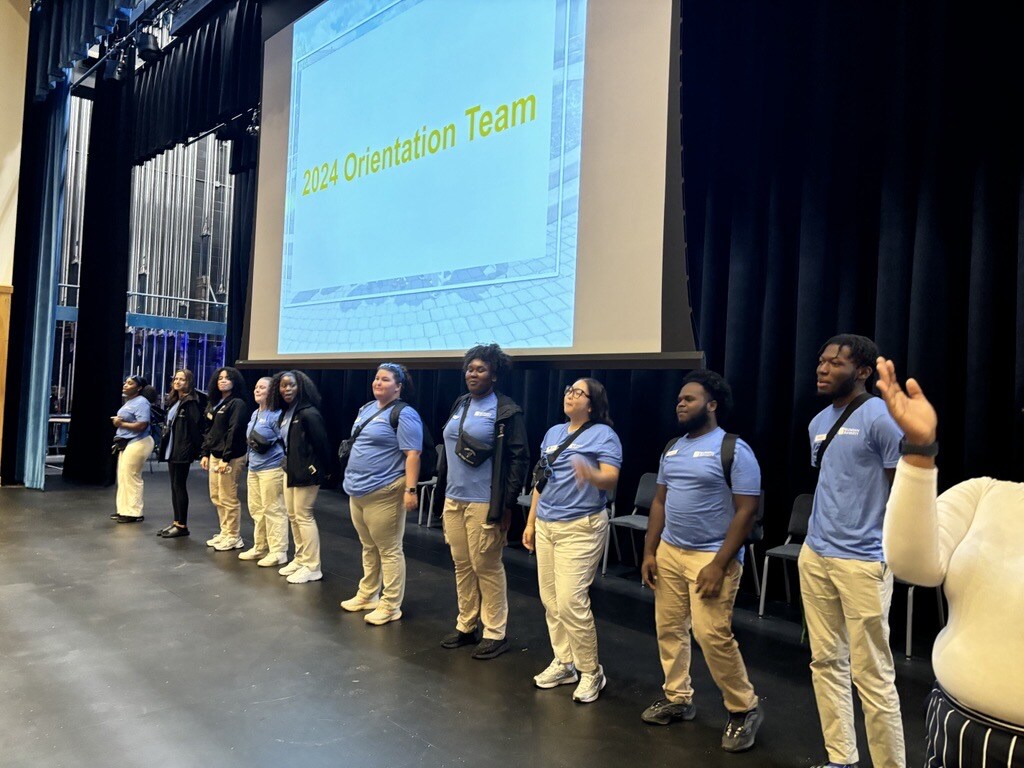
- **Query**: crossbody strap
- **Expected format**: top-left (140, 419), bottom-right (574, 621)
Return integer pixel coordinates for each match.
top-left (814, 392), bottom-right (873, 467)
top-left (352, 401), bottom-right (398, 443)
top-left (545, 421), bottom-right (596, 469)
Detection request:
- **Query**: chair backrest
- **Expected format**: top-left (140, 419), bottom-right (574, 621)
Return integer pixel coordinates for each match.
top-left (789, 493), bottom-right (814, 537)
top-left (434, 444), bottom-right (444, 474)
top-left (632, 472), bottom-right (659, 514)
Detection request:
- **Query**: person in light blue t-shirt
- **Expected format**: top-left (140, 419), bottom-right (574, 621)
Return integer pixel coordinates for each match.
top-left (523, 378), bottom-right (622, 704)
top-left (798, 334), bottom-right (906, 768)
top-left (111, 374), bottom-right (154, 523)
top-left (639, 370), bottom-right (763, 753)
top-left (340, 363), bottom-right (424, 627)
top-left (240, 376), bottom-right (288, 568)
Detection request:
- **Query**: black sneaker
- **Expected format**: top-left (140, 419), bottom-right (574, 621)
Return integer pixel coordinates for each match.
top-left (161, 526), bottom-right (190, 538)
top-left (156, 524), bottom-right (175, 536)
top-left (110, 512), bottom-right (120, 520)
top-left (641, 698), bottom-right (696, 725)
top-left (440, 629), bottom-right (478, 649)
top-left (721, 707), bottom-right (763, 752)
top-left (115, 514), bottom-right (144, 524)
top-left (471, 637), bottom-right (509, 660)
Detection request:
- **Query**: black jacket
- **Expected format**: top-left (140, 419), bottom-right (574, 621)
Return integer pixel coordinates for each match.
top-left (281, 403), bottom-right (332, 487)
top-left (201, 395), bottom-right (249, 461)
top-left (159, 394), bottom-right (206, 463)
top-left (435, 392), bottom-right (530, 524)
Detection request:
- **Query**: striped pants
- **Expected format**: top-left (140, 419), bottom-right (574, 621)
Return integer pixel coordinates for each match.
top-left (926, 684), bottom-right (1023, 767)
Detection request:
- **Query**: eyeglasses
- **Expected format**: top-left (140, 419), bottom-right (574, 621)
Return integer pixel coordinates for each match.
top-left (564, 386), bottom-right (591, 400)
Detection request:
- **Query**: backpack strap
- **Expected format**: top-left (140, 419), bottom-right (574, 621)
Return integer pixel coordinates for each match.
top-left (720, 433), bottom-right (737, 490)
top-left (814, 392), bottom-right (873, 468)
top-left (390, 400), bottom-right (405, 431)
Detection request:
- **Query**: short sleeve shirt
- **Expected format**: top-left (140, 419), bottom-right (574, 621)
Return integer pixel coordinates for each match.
top-left (535, 423), bottom-right (622, 522)
top-left (246, 408), bottom-right (284, 472)
top-left (657, 427), bottom-right (761, 562)
top-left (343, 402), bottom-right (423, 497)
top-left (442, 393), bottom-right (498, 503)
top-left (807, 396), bottom-right (903, 561)
top-left (116, 396), bottom-right (151, 443)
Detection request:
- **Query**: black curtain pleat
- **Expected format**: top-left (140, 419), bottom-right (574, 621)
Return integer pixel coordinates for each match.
top-left (62, 54), bottom-right (137, 485)
top-left (681, 0), bottom-right (1024, 558)
top-left (30, 0), bottom-right (121, 100)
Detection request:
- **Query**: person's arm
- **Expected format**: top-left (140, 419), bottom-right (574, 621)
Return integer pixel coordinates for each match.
top-left (502, 412), bottom-right (531, 510)
top-left (641, 484), bottom-right (669, 588)
top-left (523, 488), bottom-right (541, 552)
top-left (306, 409), bottom-right (333, 479)
top-left (220, 400), bottom-right (248, 462)
top-left (695, 494), bottom-right (758, 599)
top-left (402, 450), bottom-right (421, 511)
top-left (112, 417), bottom-right (149, 433)
top-left (570, 459), bottom-right (619, 491)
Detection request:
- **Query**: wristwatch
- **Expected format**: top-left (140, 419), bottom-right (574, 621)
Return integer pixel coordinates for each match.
top-left (405, 487), bottom-right (417, 494)
top-left (899, 438), bottom-right (939, 457)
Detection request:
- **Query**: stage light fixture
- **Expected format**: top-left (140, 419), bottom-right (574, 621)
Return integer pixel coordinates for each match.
top-left (137, 31), bottom-right (162, 63)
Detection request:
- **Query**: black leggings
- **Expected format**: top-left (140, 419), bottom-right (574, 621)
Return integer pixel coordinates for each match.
top-left (168, 462), bottom-right (192, 526)
top-left (926, 684), bottom-right (1024, 767)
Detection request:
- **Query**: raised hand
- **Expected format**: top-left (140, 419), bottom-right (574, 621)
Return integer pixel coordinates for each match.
top-left (875, 357), bottom-right (937, 445)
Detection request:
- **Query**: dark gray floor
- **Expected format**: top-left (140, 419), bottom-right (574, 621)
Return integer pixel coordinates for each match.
top-left (0, 467), bottom-right (933, 767)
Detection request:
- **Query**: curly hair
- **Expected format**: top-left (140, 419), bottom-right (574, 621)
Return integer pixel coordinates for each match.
top-left (269, 370), bottom-right (322, 411)
top-left (682, 369), bottom-right (734, 421)
top-left (206, 366), bottom-right (248, 407)
top-left (463, 343), bottom-right (512, 382)
top-left (819, 334), bottom-right (880, 374)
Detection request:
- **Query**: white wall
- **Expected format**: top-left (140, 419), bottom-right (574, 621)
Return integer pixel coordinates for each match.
top-left (0, 0), bottom-right (30, 287)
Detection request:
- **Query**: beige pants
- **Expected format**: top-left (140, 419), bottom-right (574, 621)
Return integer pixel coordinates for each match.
top-left (349, 478), bottom-right (407, 610)
top-left (208, 456), bottom-right (245, 538)
top-left (283, 478), bottom-right (321, 571)
top-left (246, 466), bottom-right (288, 555)
top-left (655, 542), bottom-right (758, 713)
top-left (798, 544), bottom-right (906, 768)
top-left (443, 497), bottom-right (508, 640)
top-left (115, 435), bottom-right (154, 517)
top-left (535, 510), bottom-right (608, 673)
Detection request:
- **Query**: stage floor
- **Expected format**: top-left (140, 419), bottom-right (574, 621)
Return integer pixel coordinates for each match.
top-left (0, 468), bottom-right (932, 767)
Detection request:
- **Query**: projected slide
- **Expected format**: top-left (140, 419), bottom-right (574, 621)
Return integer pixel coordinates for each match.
top-left (280, 0), bottom-right (588, 354)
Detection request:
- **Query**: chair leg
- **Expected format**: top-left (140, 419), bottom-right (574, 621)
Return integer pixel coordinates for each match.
top-left (426, 487), bottom-right (436, 528)
top-left (758, 557), bottom-right (770, 617)
top-left (782, 563), bottom-right (792, 605)
top-left (611, 524), bottom-right (623, 564)
top-left (417, 490), bottom-right (426, 526)
top-left (905, 585), bottom-right (915, 658)
top-left (747, 544), bottom-right (761, 597)
top-left (628, 530), bottom-right (639, 569)
top-left (935, 587), bottom-right (946, 626)
top-left (601, 526), bottom-right (611, 576)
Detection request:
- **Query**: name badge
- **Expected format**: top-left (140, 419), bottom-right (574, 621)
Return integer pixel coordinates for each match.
top-left (814, 433), bottom-right (827, 443)
top-left (693, 450), bottom-right (715, 458)
top-left (545, 445), bottom-right (557, 454)
top-left (666, 450), bottom-right (679, 457)
top-left (474, 410), bottom-right (492, 418)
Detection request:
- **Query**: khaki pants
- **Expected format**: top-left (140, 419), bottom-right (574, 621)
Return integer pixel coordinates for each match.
top-left (115, 436), bottom-right (154, 517)
top-left (208, 456), bottom-right (245, 538)
top-left (349, 478), bottom-right (406, 610)
top-left (443, 498), bottom-right (508, 640)
top-left (798, 544), bottom-right (906, 768)
top-left (655, 542), bottom-right (758, 713)
top-left (535, 510), bottom-right (608, 673)
top-left (283, 478), bottom-right (320, 570)
top-left (246, 466), bottom-right (287, 555)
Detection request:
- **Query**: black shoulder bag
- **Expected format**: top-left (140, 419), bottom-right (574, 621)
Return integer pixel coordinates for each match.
top-left (453, 397), bottom-right (496, 468)
top-left (814, 392), bottom-right (873, 468)
top-left (337, 401), bottom-right (397, 468)
top-left (532, 422), bottom-right (596, 493)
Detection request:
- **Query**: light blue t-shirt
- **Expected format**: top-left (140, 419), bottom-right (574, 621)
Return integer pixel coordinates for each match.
top-left (807, 396), bottom-right (902, 561)
top-left (656, 427), bottom-right (761, 562)
top-left (442, 392), bottom-right (498, 503)
top-left (116, 395), bottom-right (152, 443)
top-left (536, 423), bottom-right (622, 522)
top-left (279, 406), bottom-right (295, 451)
top-left (247, 408), bottom-right (284, 472)
top-left (343, 401), bottom-right (423, 497)
top-left (162, 401), bottom-right (180, 460)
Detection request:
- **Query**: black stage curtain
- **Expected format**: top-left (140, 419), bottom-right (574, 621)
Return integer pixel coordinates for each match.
top-left (62, 57), bottom-right (137, 485)
top-left (681, 1), bottom-right (1024, 529)
top-left (132, 0), bottom-right (260, 164)
top-left (29, 1), bottom-right (122, 101)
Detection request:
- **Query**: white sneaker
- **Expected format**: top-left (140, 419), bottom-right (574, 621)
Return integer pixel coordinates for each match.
top-left (572, 665), bottom-right (607, 703)
top-left (206, 534), bottom-right (224, 547)
top-left (286, 566), bottom-right (323, 584)
top-left (238, 547), bottom-right (266, 561)
top-left (534, 659), bottom-right (579, 689)
top-left (278, 560), bottom-right (301, 576)
top-left (214, 536), bottom-right (244, 551)
top-left (364, 606), bottom-right (402, 625)
top-left (340, 595), bottom-right (380, 612)
top-left (257, 552), bottom-right (287, 567)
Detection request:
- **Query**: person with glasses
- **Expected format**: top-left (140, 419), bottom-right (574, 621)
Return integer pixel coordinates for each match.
top-left (341, 363), bottom-right (423, 626)
top-left (435, 344), bottom-right (529, 660)
top-left (523, 378), bottom-right (621, 703)
top-left (640, 370), bottom-right (764, 753)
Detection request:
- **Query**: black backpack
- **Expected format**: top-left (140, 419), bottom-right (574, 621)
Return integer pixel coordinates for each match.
top-left (661, 433), bottom-right (764, 543)
top-left (347, 401), bottom-right (437, 483)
